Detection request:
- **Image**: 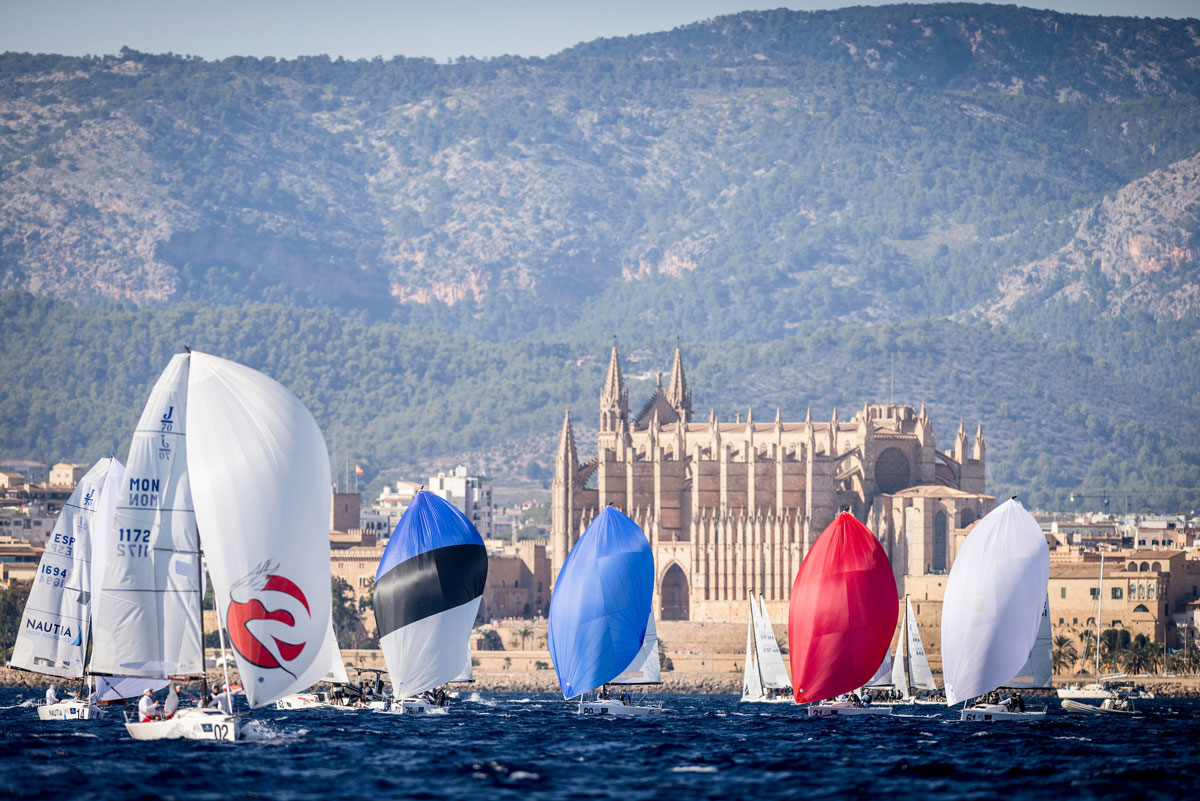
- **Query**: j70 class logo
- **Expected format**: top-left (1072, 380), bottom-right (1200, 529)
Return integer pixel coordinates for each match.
top-left (227, 561), bottom-right (310, 679)
top-left (82, 489), bottom-right (95, 508)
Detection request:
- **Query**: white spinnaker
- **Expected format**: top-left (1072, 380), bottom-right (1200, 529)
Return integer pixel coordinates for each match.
top-left (92, 355), bottom-right (204, 679)
top-left (906, 597), bottom-right (938, 690)
top-left (450, 650), bottom-right (473, 683)
top-left (1006, 594), bottom-right (1053, 689)
top-left (12, 458), bottom-right (119, 678)
top-left (381, 599), bottom-right (480, 698)
top-left (186, 351), bottom-right (332, 708)
top-left (754, 596), bottom-right (791, 689)
top-left (891, 609), bottom-right (910, 697)
top-left (742, 602), bottom-right (764, 699)
top-left (612, 608), bottom-right (661, 685)
top-left (940, 499), bottom-right (1050, 706)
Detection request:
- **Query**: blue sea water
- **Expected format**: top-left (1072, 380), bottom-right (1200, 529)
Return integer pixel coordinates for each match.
top-left (2, 689), bottom-right (1198, 801)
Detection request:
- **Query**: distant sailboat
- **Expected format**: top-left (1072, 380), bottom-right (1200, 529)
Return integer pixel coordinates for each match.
top-left (741, 595), bottom-right (791, 703)
top-left (941, 498), bottom-right (1050, 721)
top-left (548, 506), bottom-right (661, 717)
top-left (115, 350), bottom-right (337, 740)
top-left (789, 513), bottom-right (898, 717)
top-left (886, 596), bottom-right (940, 703)
top-left (372, 491), bottom-right (488, 714)
top-left (10, 457), bottom-right (134, 721)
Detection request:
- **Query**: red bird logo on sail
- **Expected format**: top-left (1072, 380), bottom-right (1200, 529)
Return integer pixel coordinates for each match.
top-left (226, 561), bottom-right (310, 672)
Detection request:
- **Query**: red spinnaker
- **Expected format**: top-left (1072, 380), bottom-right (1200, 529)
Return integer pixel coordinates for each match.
top-left (789, 513), bottom-right (898, 703)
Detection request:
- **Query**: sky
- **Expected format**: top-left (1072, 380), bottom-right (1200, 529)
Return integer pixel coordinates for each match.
top-left (1, 1), bottom-right (1197, 62)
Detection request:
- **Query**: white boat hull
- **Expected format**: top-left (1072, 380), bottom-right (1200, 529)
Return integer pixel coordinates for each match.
top-left (740, 695), bottom-right (793, 704)
top-left (37, 700), bottom-right (100, 721)
top-left (1056, 685), bottom-right (1114, 699)
top-left (960, 704), bottom-right (1047, 722)
top-left (807, 703), bottom-right (892, 718)
top-left (125, 707), bottom-right (240, 741)
top-left (275, 692), bottom-right (359, 710)
top-left (379, 698), bottom-right (446, 715)
top-left (579, 700), bottom-right (665, 717)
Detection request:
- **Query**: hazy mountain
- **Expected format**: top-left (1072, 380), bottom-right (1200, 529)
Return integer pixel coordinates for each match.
top-left (1, 4), bottom-right (1197, 510)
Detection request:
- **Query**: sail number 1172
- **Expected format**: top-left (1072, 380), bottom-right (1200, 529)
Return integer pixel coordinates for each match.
top-left (117, 528), bottom-right (151, 557)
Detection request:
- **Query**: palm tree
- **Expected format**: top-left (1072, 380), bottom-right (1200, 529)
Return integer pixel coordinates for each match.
top-left (1120, 635), bottom-right (1155, 675)
top-left (1078, 630), bottom-right (1096, 672)
top-left (516, 625), bottom-right (534, 651)
top-left (1052, 635), bottom-right (1079, 675)
top-left (1099, 628), bottom-right (1131, 672)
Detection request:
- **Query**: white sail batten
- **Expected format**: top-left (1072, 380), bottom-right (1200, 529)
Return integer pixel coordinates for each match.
top-left (905, 597), bottom-right (937, 691)
top-left (940, 498), bottom-right (1050, 706)
top-left (612, 608), bottom-right (661, 684)
top-left (891, 608), bottom-right (910, 697)
top-left (1007, 594), bottom-right (1053, 689)
top-left (754, 596), bottom-right (791, 689)
top-left (186, 351), bottom-right (332, 708)
top-left (91, 355), bottom-right (204, 679)
top-left (12, 458), bottom-right (121, 678)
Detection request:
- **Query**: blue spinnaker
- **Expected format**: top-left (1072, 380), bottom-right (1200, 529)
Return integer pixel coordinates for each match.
top-left (548, 507), bottom-right (654, 699)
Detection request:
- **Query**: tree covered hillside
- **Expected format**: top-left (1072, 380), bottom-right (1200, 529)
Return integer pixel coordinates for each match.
top-left (0, 4), bottom-right (1198, 511)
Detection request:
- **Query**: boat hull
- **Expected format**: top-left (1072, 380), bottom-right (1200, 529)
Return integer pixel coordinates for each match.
top-left (1056, 685), bottom-right (1114, 699)
top-left (1061, 699), bottom-right (1136, 715)
top-left (37, 700), bottom-right (99, 721)
top-left (275, 693), bottom-right (358, 711)
top-left (740, 695), bottom-right (794, 704)
top-left (807, 703), bottom-right (892, 718)
top-left (579, 700), bottom-right (665, 717)
top-left (125, 707), bottom-right (240, 741)
top-left (960, 704), bottom-right (1047, 722)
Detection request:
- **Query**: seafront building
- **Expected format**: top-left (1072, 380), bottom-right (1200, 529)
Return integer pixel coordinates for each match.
top-left (551, 345), bottom-right (992, 624)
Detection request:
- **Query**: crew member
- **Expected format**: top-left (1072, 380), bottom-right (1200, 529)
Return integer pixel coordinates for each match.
top-left (138, 688), bottom-right (161, 722)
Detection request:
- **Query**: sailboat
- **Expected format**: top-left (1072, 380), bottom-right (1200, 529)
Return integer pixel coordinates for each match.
top-left (548, 506), bottom-right (660, 717)
top-left (941, 498), bottom-right (1050, 722)
top-left (1058, 552), bottom-right (1122, 701)
top-left (605, 603), bottom-right (663, 708)
top-left (372, 490), bottom-right (488, 714)
top-left (10, 457), bottom-right (135, 721)
top-left (789, 513), bottom-right (898, 717)
top-left (889, 596), bottom-right (941, 704)
top-left (274, 628), bottom-right (353, 710)
top-left (741, 595), bottom-right (792, 703)
top-left (107, 350), bottom-right (336, 740)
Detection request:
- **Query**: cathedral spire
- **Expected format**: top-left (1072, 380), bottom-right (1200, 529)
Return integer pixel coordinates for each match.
top-left (973, 421), bottom-right (986, 461)
top-left (555, 408), bottom-right (578, 470)
top-left (600, 343), bottom-right (629, 433)
top-left (955, 420), bottom-right (969, 463)
top-left (666, 345), bottom-right (692, 423)
top-left (828, 407), bottom-right (839, 456)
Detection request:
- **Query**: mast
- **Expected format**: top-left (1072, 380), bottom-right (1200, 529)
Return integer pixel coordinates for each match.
top-left (1095, 552), bottom-right (1105, 680)
top-left (196, 550), bottom-right (208, 705)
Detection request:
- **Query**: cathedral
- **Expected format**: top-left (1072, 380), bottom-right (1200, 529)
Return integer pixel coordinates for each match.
top-left (550, 346), bottom-right (995, 624)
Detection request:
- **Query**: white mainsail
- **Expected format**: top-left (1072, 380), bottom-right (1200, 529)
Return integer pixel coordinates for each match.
top-left (754, 596), bottom-right (791, 689)
top-left (186, 351), bottom-right (332, 708)
top-left (11, 458), bottom-right (122, 678)
top-left (742, 601), bottom-right (764, 700)
top-left (905, 597), bottom-right (937, 691)
top-left (612, 608), bottom-right (661, 684)
top-left (940, 498), bottom-right (1050, 706)
top-left (1006, 593), bottom-right (1053, 689)
top-left (91, 354), bottom-right (204, 679)
top-left (891, 609), bottom-right (910, 697)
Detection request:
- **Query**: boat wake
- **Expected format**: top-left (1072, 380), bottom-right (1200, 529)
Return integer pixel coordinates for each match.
top-left (242, 720), bottom-right (304, 741)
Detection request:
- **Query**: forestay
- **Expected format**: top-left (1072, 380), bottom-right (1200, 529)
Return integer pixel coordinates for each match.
top-left (91, 355), bottom-right (204, 679)
top-left (940, 499), bottom-right (1050, 706)
top-left (1006, 594), bottom-right (1053, 689)
top-left (373, 491), bottom-right (488, 699)
top-left (187, 351), bottom-right (333, 708)
top-left (548, 507), bottom-right (654, 699)
top-left (11, 458), bottom-right (122, 678)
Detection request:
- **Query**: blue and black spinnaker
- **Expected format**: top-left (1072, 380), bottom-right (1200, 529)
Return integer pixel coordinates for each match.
top-left (548, 506), bottom-right (654, 699)
top-left (373, 491), bottom-right (488, 698)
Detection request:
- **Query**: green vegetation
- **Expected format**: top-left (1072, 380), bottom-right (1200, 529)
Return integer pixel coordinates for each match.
top-left (0, 6), bottom-right (1198, 514)
top-left (0, 581), bottom-right (30, 662)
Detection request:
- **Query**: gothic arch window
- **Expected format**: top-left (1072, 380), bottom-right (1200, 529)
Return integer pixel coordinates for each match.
top-left (1138, 583), bottom-right (1145, 597)
top-left (874, 447), bottom-right (912, 494)
top-left (1148, 584), bottom-right (1155, 599)
top-left (959, 508), bottom-right (976, 528)
top-left (1133, 604), bottom-right (1149, 613)
top-left (1128, 582), bottom-right (1136, 598)
top-left (661, 563), bottom-right (689, 621)
top-left (1152, 562), bottom-right (1162, 572)
top-left (1140, 562), bottom-right (1150, 572)
top-left (1127, 562), bottom-right (1137, 571)
top-left (933, 511), bottom-right (948, 573)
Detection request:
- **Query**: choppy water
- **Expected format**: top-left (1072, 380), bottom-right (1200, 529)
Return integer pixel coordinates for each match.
top-left (2, 689), bottom-right (1198, 801)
